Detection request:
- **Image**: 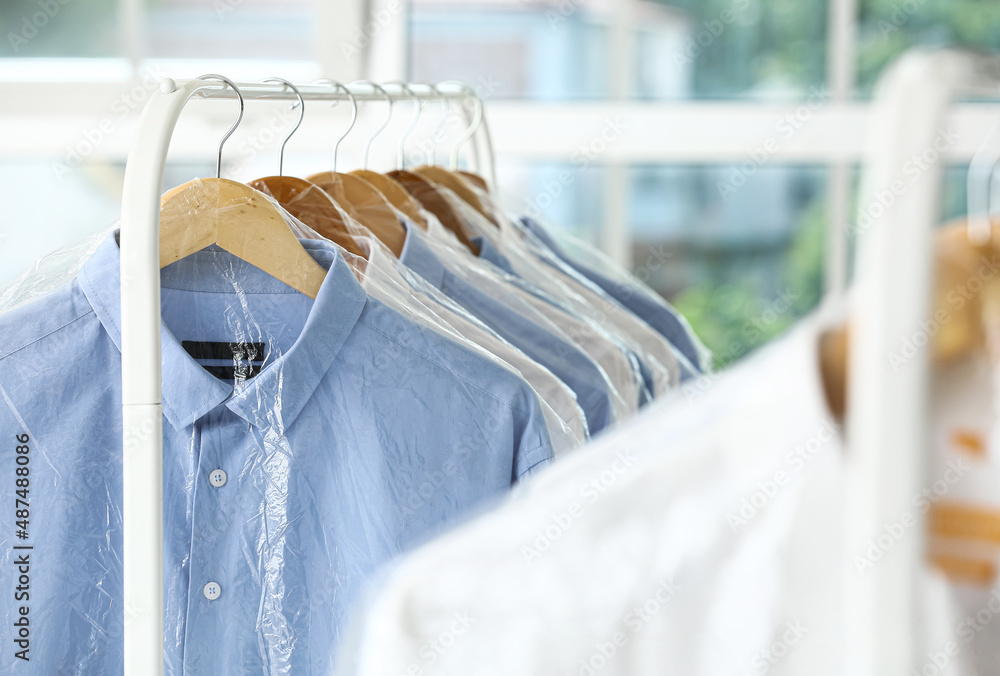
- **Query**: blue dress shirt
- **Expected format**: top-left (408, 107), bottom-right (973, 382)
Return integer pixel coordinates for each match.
top-left (472, 235), bottom-right (516, 274)
top-left (520, 217), bottom-right (703, 374)
top-left (0, 233), bottom-right (553, 675)
top-left (471, 234), bottom-right (655, 406)
top-left (400, 228), bottom-right (616, 434)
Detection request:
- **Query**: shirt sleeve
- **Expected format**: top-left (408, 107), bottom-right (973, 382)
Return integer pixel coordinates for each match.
top-left (509, 385), bottom-right (556, 482)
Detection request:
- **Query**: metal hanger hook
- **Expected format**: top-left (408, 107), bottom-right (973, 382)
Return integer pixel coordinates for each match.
top-left (411, 82), bottom-right (449, 165)
top-left (196, 74), bottom-right (244, 179)
top-left (262, 77), bottom-right (304, 177)
top-left (438, 80), bottom-right (483, 170)
top-left (350, 80), bottom-right (393, 170)
top-left (384, 81), bottom-right (421, 170)
top-left (313, 79), bottom-right (357, 173)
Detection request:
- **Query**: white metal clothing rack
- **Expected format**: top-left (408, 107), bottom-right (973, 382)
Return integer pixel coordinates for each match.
top-left (118, 51), bottom-right (1000, 675)
top-left (118, 77), bottom-right (490, 676)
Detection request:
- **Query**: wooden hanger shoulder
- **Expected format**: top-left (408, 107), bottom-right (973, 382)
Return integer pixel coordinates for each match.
top-left (388, 169), bottom-right (479, 254)
top-left (307, 171), bottom-right (407, 257)
top-left (412, 165), bottom-right (495, 224)
top-left (457, 170), bottom-right (489, 192)
top-left (159, 177), bottom-right (326, 299)
top-left (350, 169), bottom-right (429, 230)
top-left (248, 175), bottom-right (367, 258)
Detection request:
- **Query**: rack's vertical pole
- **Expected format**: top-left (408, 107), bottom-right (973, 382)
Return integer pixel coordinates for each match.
top-left (119, 77), bottom-right (202, 676)
top-left (844, 50), bottom-right (985, 676)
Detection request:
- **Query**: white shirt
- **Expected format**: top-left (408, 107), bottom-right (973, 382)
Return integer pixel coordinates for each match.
top-left (339, 314), bottom-right (846, 676)
top-left (354, 237), bottom-right (589, 455)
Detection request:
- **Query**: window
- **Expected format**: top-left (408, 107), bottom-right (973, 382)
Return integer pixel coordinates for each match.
top-left (2, 0), bottom-right (998, 365)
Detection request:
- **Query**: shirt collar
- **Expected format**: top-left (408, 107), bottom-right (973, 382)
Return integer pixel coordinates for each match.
top-left (399, 222), bottom-right (447, 289)
top-left (520, 216), bottom-right (564, 256)
top-left (78, 232), bottom-right (367, 432)
top-left (471, 235), bottom-right (515, 275)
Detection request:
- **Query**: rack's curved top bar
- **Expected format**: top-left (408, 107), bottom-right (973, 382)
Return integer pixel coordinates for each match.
top-left (118, 77), bottom-right (488, 676)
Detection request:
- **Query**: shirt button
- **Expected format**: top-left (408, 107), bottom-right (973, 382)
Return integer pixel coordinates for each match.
top-left (209, 469), bottom-right (227, 487)
top-left (203, 582), bottom-right (221, 600)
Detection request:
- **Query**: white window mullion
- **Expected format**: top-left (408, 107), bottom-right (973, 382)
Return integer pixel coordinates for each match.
top-left (602, 0), bottom-right (636, 270)
top-left (315, 0), bottom-right (366, 81)
top-left (118, 0), bottom-right (146, 74)
top-left (825, 0), bottom-right (858, 297)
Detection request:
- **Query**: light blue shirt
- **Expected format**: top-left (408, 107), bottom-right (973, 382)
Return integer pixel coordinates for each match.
top-left (520, 217), bottom-right (703, 375)
top-left (400, 227), bottom-right (617, 434)
top-left (0, 233), bottom-right (553, 675)
top-left (471, 234), bottom-right (654, 406)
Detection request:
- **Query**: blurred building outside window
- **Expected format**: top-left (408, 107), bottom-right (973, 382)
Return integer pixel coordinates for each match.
top-left (2, 0), bottom-right (1000, 366)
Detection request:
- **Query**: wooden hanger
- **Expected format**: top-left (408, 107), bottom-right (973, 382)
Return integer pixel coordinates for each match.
top-left (423, 81), bottom-right (495, 219)
top-left (412, 165), bottom-right (496, 225)
top-left (160, 76), bottom-right (325, 298)
top-left (307, 171), bottom-right (407, 257)
top-left (247, 78), bottom-right (366, 259)
top-left (301, 80), bottom-right (407, 256)
top-left (349, 169), bottom-right (429, 230)
top-left (818, 218), bottom-right (1000, 421)
top-left (389, 169), bottom-right (480, 254)
top-left (457, 170), bottom-right (489, 192)
top-left (160, 177), bottom-right (326, 299)
top-left (248, 175), bottom-right (367, 258)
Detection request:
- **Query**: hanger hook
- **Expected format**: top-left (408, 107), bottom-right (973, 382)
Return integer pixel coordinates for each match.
top-left (439, 80), bottom-right (483, 170)
top-left (350, 80), bottom-right (392, 170)
top-left (196, 74), bottom-right (244, 179)
top-left (262, 77), bottom-right (304, 177)
top-left (384, 81), bottom-right (421, 170)
top-left (427, 83), bottom-right (450, 166)
top-left (313, 79), bottom-right (357, 173)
